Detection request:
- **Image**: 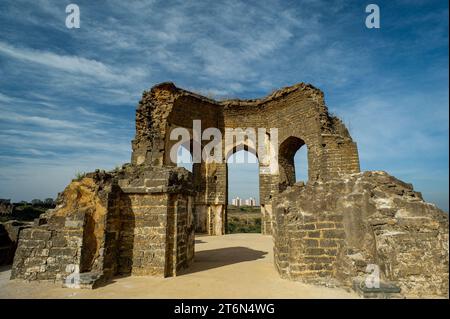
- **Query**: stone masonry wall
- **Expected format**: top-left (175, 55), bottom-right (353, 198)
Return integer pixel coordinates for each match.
top-left (0, 221), bottom-right (31, 266)
top-left (274, 171), bottom-right (449, 297)
top-left (11, 165), bottom-right (195, 287)
top-left (11, 172), bottom-right (114, 284)
top-left (131, 82), bottom-right (360, 235)
top-left (115, 193), bottom-right (169, 276)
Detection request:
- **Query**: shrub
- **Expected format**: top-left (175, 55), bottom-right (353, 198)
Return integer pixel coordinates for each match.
top-left (74, 171), bottom-right (86, 180)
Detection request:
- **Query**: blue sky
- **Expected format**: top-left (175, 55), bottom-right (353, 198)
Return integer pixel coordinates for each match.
top-left (0, 0), bottom-right (448, 211)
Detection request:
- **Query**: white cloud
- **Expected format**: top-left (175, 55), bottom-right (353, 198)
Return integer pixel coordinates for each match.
top-left (0, 0), bottom-right (447, 210)
top-left (1, 111), bottom-right (81, 129)
top-left (0, 92), bottom-right (15, 103)
top-left (0, 41), bottom-right (117, 80)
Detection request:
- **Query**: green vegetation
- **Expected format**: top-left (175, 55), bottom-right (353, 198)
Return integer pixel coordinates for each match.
top-left (0, 204), bottom-right (47, 223)
top-left (227, 216), bottom-right (261, 233)
top-left (0, 199), bottom-right (56, 223)
top-left (74, 171), bottom-right (86, 180)
top-left (227, 206), bottom-right (262, 234)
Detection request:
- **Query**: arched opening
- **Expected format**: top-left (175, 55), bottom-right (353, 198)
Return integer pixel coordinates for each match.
top-left (176, 143), bottom-right (193, 172)
top-left (278, 136), bottom-right (308, 191)
top-left (226, 148), bottom-right (261, 234)
top-left (294, 144), bottom-right (308, 184)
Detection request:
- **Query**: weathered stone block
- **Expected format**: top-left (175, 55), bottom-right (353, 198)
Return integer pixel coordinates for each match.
top-left (320, 229), bottom-right (345, 239)
top-left (31, 230), bottom-right (52, 241)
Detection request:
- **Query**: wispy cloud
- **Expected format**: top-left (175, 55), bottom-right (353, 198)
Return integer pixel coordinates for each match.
top-left (0, 0), bottom-right (447, 212)
top-left (0, 41), bottom-right (117, 80)
top-left (1, 111), bottom-right (81, 129)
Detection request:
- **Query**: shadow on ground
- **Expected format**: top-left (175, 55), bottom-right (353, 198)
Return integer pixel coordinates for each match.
top-left (180, 246), bottom-right (267, 275)
top-left (0, 265), bottom-right (11, 273)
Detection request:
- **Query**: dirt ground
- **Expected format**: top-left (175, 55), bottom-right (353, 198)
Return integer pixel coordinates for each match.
top-left (0, 233), bottom-right (358, 299)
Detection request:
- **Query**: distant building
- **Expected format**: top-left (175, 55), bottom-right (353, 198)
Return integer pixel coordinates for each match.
top-left (231, 196), bottom-right (257, 207)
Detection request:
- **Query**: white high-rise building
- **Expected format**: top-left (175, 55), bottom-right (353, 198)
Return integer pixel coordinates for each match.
top-left (231, 197), bottom-right (241, 207)
top-left (231, 196), bottom-right (257, 207)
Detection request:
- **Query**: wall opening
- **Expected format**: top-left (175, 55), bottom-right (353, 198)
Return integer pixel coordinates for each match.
top-left (226, 149), bottom-right (261, 234)
top-left (294, 144), bottom-right (308, 184)
top-left (176, 144), bottom-right (193, 172)
top-left (278, 136), bottom-right (307, 191)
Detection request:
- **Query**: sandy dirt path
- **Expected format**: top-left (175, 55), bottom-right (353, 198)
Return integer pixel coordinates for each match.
top-left (0, 233), bottom-right (358, 299)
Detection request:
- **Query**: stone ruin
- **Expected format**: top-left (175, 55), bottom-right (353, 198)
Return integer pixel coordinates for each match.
top-left (9, 82), bottom-right (448, 297)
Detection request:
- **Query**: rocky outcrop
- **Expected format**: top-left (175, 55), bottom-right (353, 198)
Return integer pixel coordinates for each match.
top-left (274, 171), bottom-right (449, 298)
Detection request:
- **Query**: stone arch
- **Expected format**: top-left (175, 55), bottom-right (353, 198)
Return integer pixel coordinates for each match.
top-left (226, 147), bottom-right (260, 234)
top-left (131, 82), bottom-right (360, 237)
top-left (294, 144), bottom-right (308, 183)
top-left (278, 136), bottom-right (306, 191)
top-left (176, 143), bottom-right (193, 172)
top-left (224, 143), bottom-right (259, 163)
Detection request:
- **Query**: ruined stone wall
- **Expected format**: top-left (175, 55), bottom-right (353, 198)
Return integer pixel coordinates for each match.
top-left (131, 82), bottom-right (359, 235)
top-left (11, 173), bottom-right (114, 285)
top-left (0, 221), bottom-right (31, 266)
top-left (11, 166), bottom-right (195, 287)
top-left (167, 194), bottom-right (195, 276)
top-left (114, 193), bottom-right (168, 276)
top-left (114, 165), bottom-right (195, 277)
top-left (8, 82), bottom-right (448, 297)
top-left (221, 85), bottom-right (360, 237)
top-left (273, 171), bottom-right (449, 297)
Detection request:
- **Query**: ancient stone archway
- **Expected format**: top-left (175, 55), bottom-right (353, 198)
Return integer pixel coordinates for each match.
top-left (226, 146), bottom-right (260, 232)
top-left (10, 82), bottom-right (448, 297)
top-left (131, 82), bottom-right (360, 236)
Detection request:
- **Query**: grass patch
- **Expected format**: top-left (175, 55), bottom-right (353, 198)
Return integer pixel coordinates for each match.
top-left (227, 206), bottom-right (262, 234)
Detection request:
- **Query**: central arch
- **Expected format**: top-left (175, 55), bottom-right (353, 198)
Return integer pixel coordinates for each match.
top-left (226, 147), bottom-right (261, 234)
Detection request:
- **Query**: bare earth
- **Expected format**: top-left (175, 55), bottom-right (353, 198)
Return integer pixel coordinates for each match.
top-left (0, 233), bottom-right (358, 299)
